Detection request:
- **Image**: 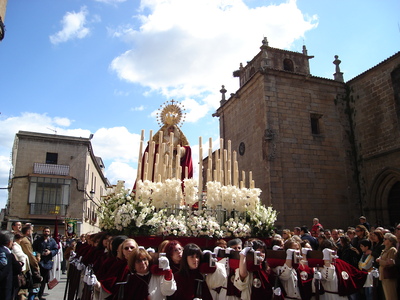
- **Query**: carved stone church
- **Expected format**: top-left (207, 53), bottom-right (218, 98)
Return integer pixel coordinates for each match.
top-left (213, 38), bottom-right (400, 230)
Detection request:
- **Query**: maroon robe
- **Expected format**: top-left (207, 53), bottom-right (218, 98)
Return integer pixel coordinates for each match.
top-left (99, 258), bottom-right (129, 295)
top-left (335, 258), bottom-right (368, 296)
top-left (122, 272), bottom-right (151, 300)
top-left (169, 269), bottom-right (212, 300)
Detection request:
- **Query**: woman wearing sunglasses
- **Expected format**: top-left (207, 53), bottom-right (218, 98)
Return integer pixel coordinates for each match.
top-left (120, 247), bottom-right (177, 300)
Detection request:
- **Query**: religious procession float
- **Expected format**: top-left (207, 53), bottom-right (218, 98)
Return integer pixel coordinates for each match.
top-left (98, 100), bottom-right (278, 247)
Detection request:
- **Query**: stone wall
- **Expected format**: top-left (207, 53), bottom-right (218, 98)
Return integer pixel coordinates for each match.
top-left (348, 53), bottom-right (400, 226)
top-left (217, 67), bottom-right (359, 230)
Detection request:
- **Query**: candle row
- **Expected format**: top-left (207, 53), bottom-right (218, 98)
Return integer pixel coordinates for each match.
top-left (203, 138), bottom-right (255, 190)
top-left (136, 130), bottom-right (255, 191)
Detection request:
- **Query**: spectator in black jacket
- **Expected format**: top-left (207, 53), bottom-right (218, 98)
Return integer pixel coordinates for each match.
top-left (33, 227), bottom-right (58, 300)
top-left (338, 235), bottom-right (360, 268)
top-left (300, 226), bottom-right (318, 250)
top-left (0, 230), bottom-right (22, 300)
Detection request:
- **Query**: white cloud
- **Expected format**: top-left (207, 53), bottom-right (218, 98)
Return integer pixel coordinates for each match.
top-left (49, 6), bottom-right (91, 44)
top-left (181, 98), bottom-right (209, 123)
top-left (131, 105), bottom-right (145, 111)
top-left (90, 127), bottom-right (142, 163)
top-left (0, 112), bottom-right (74, 150)
top-left (0, 156), bottom-right (10, 181)
top-left (105, 161), bottom-right (136, 192)
top-left (110, 0), bottom-right (317, 122)
top-left (54, 117), bottom-right (72, 127)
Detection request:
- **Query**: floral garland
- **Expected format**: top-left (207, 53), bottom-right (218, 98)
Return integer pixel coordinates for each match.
top-left (98, 181), bottom-right (277, 238)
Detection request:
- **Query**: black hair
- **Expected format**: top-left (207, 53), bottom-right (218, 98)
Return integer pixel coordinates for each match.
top-left (301, 226), bottom-right (309, 233)
top-left (21, 225), bottom-right (32, 235)
top-left (95, 231), bottom-right (110, 250)
top-left (359, 239), bottom-right (371, 249)
top-left (111, 235), bottom-right (128, 257)
top-left (179, 243), bottom-right (202, 277)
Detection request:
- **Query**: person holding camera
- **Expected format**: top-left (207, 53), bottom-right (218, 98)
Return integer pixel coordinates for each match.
top-left (118, 247), bottom-right (177, 300)
top-left (169, 243), bottom-right (226, 300)
top-left (32, 226), bottom-right (58, 300)
top-left (234, 239), bottom-right (281, 300)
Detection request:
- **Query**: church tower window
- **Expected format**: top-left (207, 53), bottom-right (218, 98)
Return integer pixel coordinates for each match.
top-left (310, 113), bottom-right (323, 135)
top-left (283, 58), bottom-right (294, 72)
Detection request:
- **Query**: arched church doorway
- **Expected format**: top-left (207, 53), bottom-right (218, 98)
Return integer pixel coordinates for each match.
top-left (369, 168), bottom-right (400, 227)
top-left (387, 181), bottom-right (400, 226)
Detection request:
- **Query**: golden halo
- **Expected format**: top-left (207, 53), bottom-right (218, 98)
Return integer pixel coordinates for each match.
top-left (156, 100), bottom-right (186, 127)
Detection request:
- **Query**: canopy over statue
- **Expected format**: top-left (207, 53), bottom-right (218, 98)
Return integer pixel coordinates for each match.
top-left (135, 100), bottom-right (193, 185)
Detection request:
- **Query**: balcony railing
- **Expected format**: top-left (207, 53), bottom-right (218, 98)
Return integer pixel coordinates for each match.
top-left (33, 163), bottom-right (70, 176)
top-left (29, 204), bottom-right (67, 215)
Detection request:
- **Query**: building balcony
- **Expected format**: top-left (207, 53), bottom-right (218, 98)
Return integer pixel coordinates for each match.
top-left (33, 163), bottom-right (70, 176)
top-left (29, 203), bottom-right (67, 216)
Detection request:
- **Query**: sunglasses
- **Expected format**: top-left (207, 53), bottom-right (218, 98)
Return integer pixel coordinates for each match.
top-left (124, 246), bottom-right (135, 250)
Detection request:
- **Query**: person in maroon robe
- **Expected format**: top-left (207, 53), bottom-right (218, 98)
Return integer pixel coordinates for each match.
top-left (163, 240), bottom-right (183, 274)
top-left (95, 238), bottom-right (138, 299)
top-left (234, 239), bottom-right (284, 300)
top-left (120, 247), bottom-right (177, 300)
top-left (169, 243), bottom-right (225, 300)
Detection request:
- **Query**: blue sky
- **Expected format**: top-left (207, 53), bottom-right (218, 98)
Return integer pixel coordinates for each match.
top-left (0, 0), bottom-right (399, 209)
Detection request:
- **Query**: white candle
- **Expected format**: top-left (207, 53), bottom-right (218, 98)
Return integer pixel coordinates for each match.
top-left (198, 145), bottom-right (203, 195)
top-left (215, 151), bottom-right (219, 182)
top-left (224, 149), bottom-right (228, 185)
top-left (148, 140), bottom-right (155, 181)
top-left (137, 160), bottom-right (142, 184)
top-left (158, 130), bottom-right (163, 145)
top-left (143, 152), bottom-right (149, 181)
top-left (234, 159), bottom-right (238, 187)
top-left (162, 163), bottom-right (167, 182)
top-left (249, 171), bottom-right (252, 189)
top-left (176, 145), bottom-right (181, 179)
top-left (227, 140), bottom-right (232, 185)
top-left (136, 130), bottom-right (145, 181)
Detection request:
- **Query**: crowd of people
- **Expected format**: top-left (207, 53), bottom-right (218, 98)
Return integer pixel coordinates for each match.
top-left (1, 216), bottom-right (399, 300)
top-left (0, 221), bottom-right (67, 300)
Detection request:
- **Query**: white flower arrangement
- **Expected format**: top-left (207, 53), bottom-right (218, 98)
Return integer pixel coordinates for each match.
top-left (187, 209), bottom-right (222, 238)
top-left (221, 217), bottom-right (252, 238)
top-left (183, 178), bottom-right (198, 206)
top-left (135, 180), bottom-right (155, 204)
top-left (163, 178), bottom-right (183, 206)
top-left (98, 181), bottom-right (277, 238)
top-left (205, 181), bottom-right (222, 208)
top-left (247, 203), bottom-right (278, 237)
top-left (156, 210), bottom-right (188, 237)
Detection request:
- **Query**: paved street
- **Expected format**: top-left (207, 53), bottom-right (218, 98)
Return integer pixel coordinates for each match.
top-left (40, 273), bottom-right (68, 300)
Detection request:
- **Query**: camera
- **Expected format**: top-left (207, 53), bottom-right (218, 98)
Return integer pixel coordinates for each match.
top-left (158, 253), bottom-right (167, 269)
top-left (209, 253), bottom-right (217, 267)
top-left (293, 250), bottom-right (301, 264)
top-left (254, 251), bottom-right (262, 265)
